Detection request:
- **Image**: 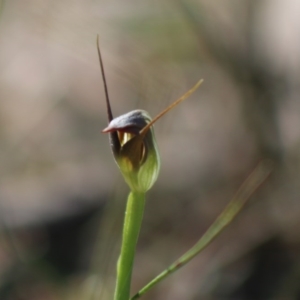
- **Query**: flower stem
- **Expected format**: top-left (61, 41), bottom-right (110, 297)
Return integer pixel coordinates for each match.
top-left (114, 191), bottom-right (146, 300)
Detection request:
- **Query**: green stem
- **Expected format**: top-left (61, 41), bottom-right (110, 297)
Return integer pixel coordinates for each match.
top-left (114, 191), bottom-right (146, 300)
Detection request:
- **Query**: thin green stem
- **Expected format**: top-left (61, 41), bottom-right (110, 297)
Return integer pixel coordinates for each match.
top-left (114, 191), bottom-right (146, 300)
top-left (131, 160), bottom-right (273, 300)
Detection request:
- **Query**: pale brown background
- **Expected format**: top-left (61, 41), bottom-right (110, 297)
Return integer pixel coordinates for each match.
top-left (0, 1), bottom-right (300, 299)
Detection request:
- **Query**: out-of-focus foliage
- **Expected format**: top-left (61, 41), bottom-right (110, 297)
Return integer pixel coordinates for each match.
top-left (0, 0), bottom-right (300, 299)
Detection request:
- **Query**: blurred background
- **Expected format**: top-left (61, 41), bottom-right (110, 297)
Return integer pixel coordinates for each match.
top-left (0, 0), bottom-right (300, 299)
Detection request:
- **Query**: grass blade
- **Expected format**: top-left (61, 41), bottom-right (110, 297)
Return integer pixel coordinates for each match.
top-left (131, 160), bottom-right (273, 299)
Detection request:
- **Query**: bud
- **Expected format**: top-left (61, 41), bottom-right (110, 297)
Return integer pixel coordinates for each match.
top-left (103, 110), bottom-right (160, 192)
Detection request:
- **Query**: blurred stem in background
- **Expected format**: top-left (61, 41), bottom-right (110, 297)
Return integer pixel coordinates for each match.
top-left (177, 0), bottom-right (285, 163)
top-left (0, 0), bottom-right (4, 17)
